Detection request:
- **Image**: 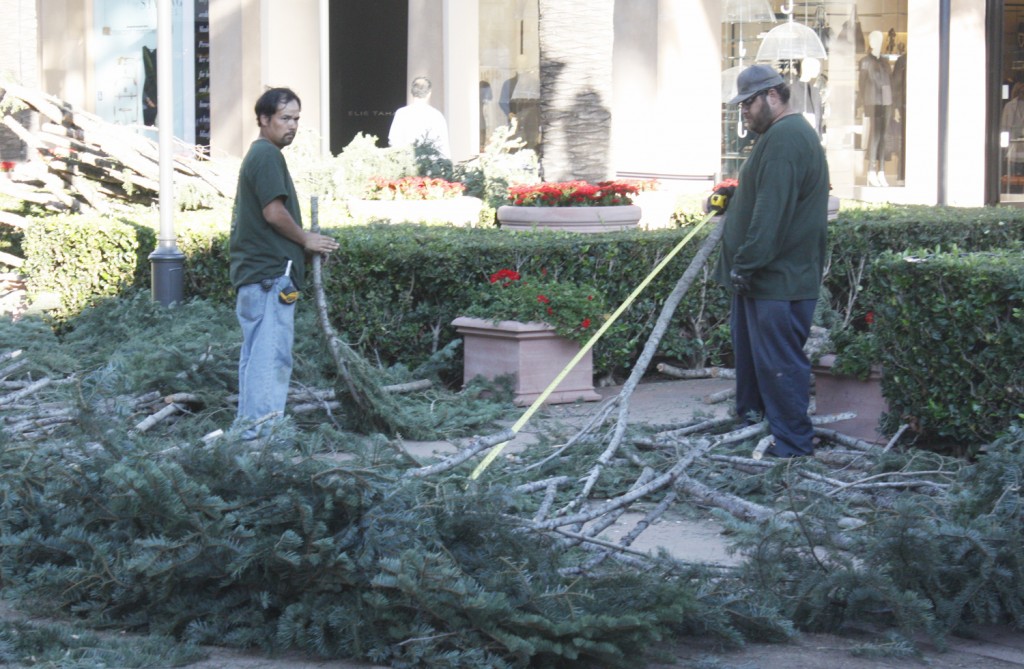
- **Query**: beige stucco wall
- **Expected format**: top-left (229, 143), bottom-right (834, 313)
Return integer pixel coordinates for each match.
top-left (407, 0), bottom-right (480, 163)
top-left (612, 0), bottom-right (722, 186)
top-left (263, 0), bottom-right (324, 151)
top-left (210, 0), bottom-right (327, 159)
top-left (0, 0), bottom-right (40, 159)
top-left (38, 0), bottom-right (89, 110)
top-left (408, 1), bottom-right (445, 109)
top-left (13, 0), bottom-right (997, 204)
top-left (210, 0), bottom-right (262, 159)
top-left (899, 0), bottom-right (987, 207)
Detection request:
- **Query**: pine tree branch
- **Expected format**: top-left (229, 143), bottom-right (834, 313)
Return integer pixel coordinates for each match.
top-left (655, 363), bottom-right (735, 379)
top-left (675, 474), bottom-right (774, 522)
top-left (0, 376), bottom-right (51, 406)
top-left (404, 429), bottom-right (516, 478)
top-left (571, 221), bottom-right (725, 506)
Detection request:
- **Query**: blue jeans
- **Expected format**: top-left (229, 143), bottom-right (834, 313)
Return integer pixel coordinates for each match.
top-left (731, 295), bottom-right (817, 456)
top-left (235, 277), bottom-right (295, 437)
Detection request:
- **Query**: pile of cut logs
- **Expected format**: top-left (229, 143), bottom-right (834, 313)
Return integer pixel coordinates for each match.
top-left (0, 83), bottom-right (231, 225)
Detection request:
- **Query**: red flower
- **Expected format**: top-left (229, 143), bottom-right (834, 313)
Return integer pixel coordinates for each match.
top-left (364, 176), bottom-right (465, 201)
top-left (581, 318), bottom-right (591, 329)
top-left (536, 294), bottom-right (550, 304)
top-left (507, 179), bottom-right (644, 207)
top-left (865, 311), bottom-right (875, 325)
top-left (490, 269), bottom-right (521, 284)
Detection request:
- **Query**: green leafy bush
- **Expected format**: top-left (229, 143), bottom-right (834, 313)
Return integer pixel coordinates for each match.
top-left (319, 223), bottom-right (730, 380)
top-left (21, 210), bottom-right (156, 324)
top-left (14, 201), bottom-right (1024, 449)
top-left (330, 132), bottom-right (417, 200)
top-left (868, 248), bottom-right (1024, 445)
top-left (461, 267), bottom-right (608, 344)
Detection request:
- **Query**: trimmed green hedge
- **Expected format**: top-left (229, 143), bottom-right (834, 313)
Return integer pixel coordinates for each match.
top-left (824, 205), bottom-right (1024, 326)
top-left (22, 211), bottom-right (157, 324)
top-left (318, 223), bottom-right (731, 379)
top-left (869, 249), bottom-right (1024, 446)
top-left (12, 201), bottom-right (1024, 446)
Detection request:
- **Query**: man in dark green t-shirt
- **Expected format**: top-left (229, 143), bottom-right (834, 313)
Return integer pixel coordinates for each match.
top-left (715, 65), bottom-right (830, 458)
top-left (229, 88), bottom-right (339, 438)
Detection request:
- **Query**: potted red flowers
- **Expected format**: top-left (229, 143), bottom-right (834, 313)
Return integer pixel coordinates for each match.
top-left (347, 175), bottom-right (482, 226)
top-left (497, 180), bottom-right (644, 232)
top-left (452, 268), bottom-right (607, 405)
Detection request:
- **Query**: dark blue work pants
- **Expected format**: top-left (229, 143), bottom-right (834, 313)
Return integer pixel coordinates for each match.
top-left (731, 295), bottom-right (817, 456)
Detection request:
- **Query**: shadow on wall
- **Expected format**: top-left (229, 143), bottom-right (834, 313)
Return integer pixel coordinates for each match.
top-left (538, 59), bottom-right (611, 182)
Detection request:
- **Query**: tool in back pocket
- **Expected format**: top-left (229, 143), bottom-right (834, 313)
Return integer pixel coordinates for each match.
top-left (278, 259), bottom-right (300, 304)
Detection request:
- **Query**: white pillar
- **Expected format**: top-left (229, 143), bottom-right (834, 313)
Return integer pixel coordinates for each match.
top-left (443, 0), bottom-right (480, 161)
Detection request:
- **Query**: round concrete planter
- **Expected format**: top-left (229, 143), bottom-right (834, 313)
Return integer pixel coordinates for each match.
top-left (496, 204), bottom-right (641, 233)
top-left (347, 196), bottom-right (483, 226)
top-left (452, 316), bottom-right (601, 406)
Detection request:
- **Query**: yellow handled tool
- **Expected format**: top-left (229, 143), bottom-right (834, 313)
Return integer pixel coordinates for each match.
top-left (278, 259), bottom-right (300, 304)
top-left (469, 210), bottom-right (718, 480)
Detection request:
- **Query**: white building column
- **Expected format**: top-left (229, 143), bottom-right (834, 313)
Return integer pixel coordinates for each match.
top-left (945, 0), bottom-right (986, 206)
top-left (443, 0), bottom-right (480, 162)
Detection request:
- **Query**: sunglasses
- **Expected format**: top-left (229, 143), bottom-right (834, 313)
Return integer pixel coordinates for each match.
top-left (740, 90), bottom-right (769, 109)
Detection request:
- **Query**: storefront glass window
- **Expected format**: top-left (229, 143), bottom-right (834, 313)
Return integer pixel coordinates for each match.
top-left (478, 0), bottom-right (540, 152)
top-left (722, 1), bottom-right (908, 199)
top-left (999, 7), bottom-right (1024, 203)
top-left (92, 0), bottom-right (200, 145)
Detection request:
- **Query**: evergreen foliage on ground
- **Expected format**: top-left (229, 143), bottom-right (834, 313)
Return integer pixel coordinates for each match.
top-left (0, 295), bottom-right (735, 667)
top-left (0, 433), bottom-right (707, 667)
top-left (693, 427), bottom-right (1024, 647)
top-left (2, 294), bottom-right (1024, 666)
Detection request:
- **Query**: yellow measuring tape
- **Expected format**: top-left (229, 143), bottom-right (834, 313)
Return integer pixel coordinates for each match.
top-left (469, 210), bottom-right (718, 480)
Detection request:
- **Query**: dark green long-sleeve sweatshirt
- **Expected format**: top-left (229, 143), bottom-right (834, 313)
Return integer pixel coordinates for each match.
top-left (714, 113), bottom-right (830, 301)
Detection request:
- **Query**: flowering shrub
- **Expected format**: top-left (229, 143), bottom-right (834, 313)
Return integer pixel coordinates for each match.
top-left (507, 179), bottom-right (646, 207)
top-left (463, 268), bottom-right (607, 344)
top-left (363, 176), bottom-right (466, 201)
top-left (828, 309), bottom-right (881, 380)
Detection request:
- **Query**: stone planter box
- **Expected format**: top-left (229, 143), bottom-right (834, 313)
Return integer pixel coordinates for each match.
top-left (452, 316), bottom-right (601, 406)
top-left (347, 196), bottom-right (483, 226)
top-left (812, 354), bottom-right (888, 443)
top-left (496, 204), bottom-right (642, 233)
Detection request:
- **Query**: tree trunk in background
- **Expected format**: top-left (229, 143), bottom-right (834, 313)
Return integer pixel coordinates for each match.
top-left (537, 0), bottom-right (614, 183)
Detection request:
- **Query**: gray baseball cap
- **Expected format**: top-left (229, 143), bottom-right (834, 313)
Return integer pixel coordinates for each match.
top-left (728, 64), bottom-right (784, 105)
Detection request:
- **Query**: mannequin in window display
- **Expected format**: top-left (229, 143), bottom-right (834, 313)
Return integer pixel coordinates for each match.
top-left (858, 30), bottom-right (893, 187)
top-left (788, 57), bottom-right (825, 139)
top-left (1001, 82), bottom-right (1024, 181)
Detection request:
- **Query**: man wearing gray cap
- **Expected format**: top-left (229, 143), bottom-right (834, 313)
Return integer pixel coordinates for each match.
top-left (715, 64), bottom-right (830, 458)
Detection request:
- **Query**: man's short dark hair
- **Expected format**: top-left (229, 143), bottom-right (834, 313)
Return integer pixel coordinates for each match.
top-left (410, 77), bottom-right (432, 99)
top-left (772, 82), bottom-right (791, 104)
top-left (255, 87), bottom-right (301, 124)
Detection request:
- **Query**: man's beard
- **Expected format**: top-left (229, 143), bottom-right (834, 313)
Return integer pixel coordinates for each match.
top-left (745, 104), bottom-right (773, 135)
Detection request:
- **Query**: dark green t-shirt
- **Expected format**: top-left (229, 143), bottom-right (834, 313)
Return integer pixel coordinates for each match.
top-left (714, 113), bottom-right (830, 301)
top-left (229, 138), bottom-right (305, 290)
